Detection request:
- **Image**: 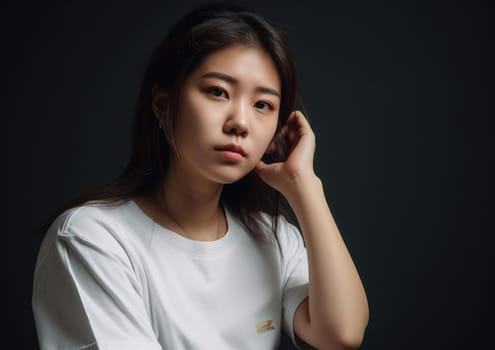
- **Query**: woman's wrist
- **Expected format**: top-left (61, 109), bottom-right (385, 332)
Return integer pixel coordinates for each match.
top-left (282, 172), bottom-right (324, 208)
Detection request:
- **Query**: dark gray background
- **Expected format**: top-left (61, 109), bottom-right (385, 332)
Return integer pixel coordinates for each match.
top-left (5, 0), bottom-right (493, 349)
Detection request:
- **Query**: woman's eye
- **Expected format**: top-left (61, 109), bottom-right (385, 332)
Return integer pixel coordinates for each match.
top-left (207, 87), bottom-right (227, 98)
top-left (255, 101), bottom-right (273, 110)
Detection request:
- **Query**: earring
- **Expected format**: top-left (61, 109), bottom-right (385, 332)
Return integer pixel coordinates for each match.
top-left (158, 119), bottom-right (165, 130)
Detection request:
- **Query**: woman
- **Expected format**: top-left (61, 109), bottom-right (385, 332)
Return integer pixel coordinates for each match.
top-left (33, 3), bottom-right (369, 349)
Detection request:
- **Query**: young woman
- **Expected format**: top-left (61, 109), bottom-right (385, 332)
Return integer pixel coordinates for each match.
top-left (33, 3), bottom-right (369, 349)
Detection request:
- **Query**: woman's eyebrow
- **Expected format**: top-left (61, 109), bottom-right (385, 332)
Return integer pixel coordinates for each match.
top-left (200, 71), bottom-right (280, 98)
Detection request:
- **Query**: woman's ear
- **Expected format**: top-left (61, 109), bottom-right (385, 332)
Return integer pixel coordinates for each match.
top-left (265, 140), bottom-right (277, 154)
top-left (261, 139), bottom-right (278, 164)
top-left (151, 84), bottom-right (169, 119)
top-left (266, 127), bottom-right (285, 155)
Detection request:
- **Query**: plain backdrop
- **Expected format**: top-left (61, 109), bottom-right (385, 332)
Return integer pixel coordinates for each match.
top-left (5, 0), bottom-right (494, 349)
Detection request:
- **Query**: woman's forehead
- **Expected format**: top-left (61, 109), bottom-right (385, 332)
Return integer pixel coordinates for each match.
top-left (189, 44), bottom-right (281, 92)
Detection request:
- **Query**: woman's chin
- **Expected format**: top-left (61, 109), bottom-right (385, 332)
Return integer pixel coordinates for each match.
top-left (209, 168), bottom-right (254, 185)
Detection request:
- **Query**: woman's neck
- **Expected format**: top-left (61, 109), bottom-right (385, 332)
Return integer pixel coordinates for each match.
top-left (138, 166), bottom-right (227, 241)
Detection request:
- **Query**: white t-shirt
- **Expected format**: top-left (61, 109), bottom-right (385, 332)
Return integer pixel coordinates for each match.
top-left (32, 200), bottom-right (309, 350)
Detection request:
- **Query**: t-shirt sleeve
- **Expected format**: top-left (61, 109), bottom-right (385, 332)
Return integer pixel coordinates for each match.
top-left (32, 206), bottom-right (162, 350)
top-left (278, 216), bottom-right (310, 349)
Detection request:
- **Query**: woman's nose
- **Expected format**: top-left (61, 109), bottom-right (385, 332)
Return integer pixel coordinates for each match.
top-left (223, 102), bottom-right (250, 138)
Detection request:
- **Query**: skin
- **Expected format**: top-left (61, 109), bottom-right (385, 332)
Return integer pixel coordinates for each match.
top-left (135, 44), bottom-right (369, 349)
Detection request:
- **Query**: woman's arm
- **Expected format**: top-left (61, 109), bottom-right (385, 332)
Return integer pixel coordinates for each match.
top-left (288, 174), bottom-right (369, 350)
top-left (255, 111), bottom-right (369, 350)
top-left (33, 207), bottom-right (163, 350)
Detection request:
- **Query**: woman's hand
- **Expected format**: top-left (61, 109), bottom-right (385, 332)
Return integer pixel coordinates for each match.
top-left (255, 110), bottom-right (318, 197)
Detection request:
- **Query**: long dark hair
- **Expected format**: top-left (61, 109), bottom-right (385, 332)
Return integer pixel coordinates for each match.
top-left (42, 2), bottom-right (302, 243)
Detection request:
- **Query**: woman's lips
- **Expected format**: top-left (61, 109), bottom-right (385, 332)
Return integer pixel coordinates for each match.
top-left (214, 144), bottom-right (247, 162)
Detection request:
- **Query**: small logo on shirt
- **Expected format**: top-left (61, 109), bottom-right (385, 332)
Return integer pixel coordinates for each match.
top-left (256, 320), bottom-right (276, 334)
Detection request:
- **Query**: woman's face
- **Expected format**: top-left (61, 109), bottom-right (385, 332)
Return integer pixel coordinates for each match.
top-left (169, 44), bottom-right (281, 185)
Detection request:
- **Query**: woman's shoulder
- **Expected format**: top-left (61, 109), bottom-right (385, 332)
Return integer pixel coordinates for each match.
top-left (35, 200), bottom-right (135, 272)
top-left (255, 210), bottom-right (298, 232)
top-left (253, 210), bottom-right (303, 247)
top-left (46, 199), bottom-right (132, 241)
top-left (34, 200), bottom-right (155, 305)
